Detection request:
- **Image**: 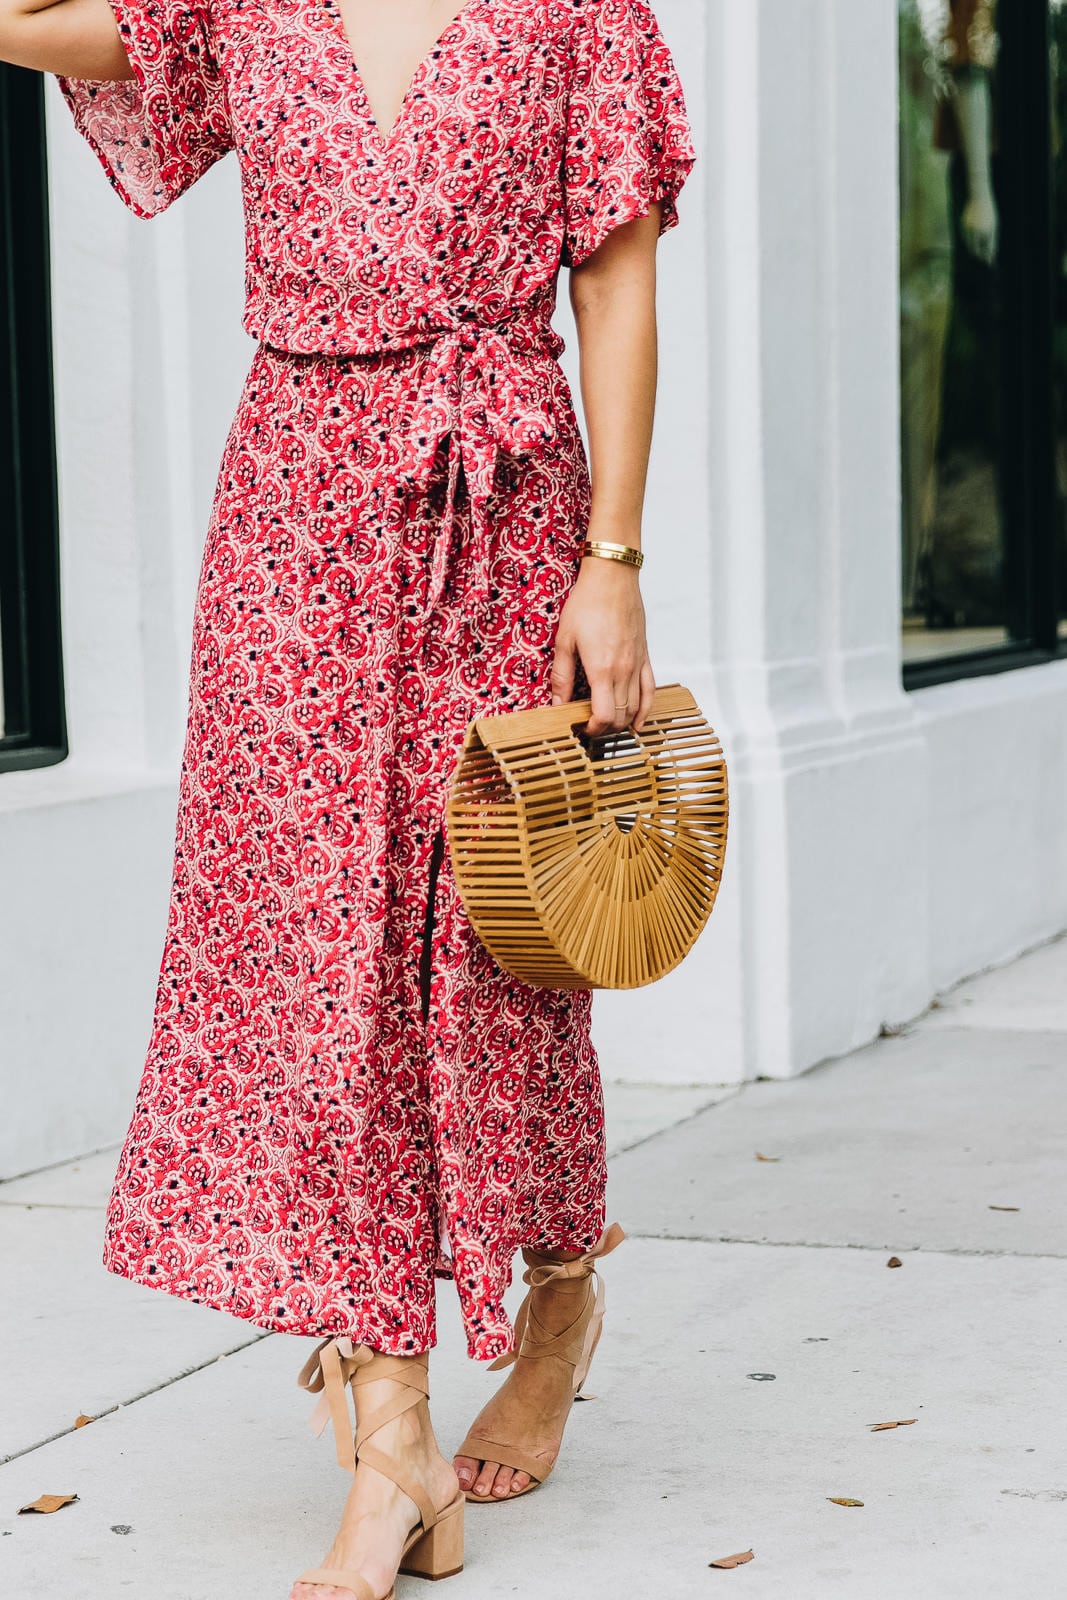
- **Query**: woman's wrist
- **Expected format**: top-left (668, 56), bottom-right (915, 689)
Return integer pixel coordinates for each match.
top-left (574, 559), bottom-right (643, 602)
top-left (585, 516), bottom-right (642, 548)
top-left (580, 520), bottom-right (644, 575)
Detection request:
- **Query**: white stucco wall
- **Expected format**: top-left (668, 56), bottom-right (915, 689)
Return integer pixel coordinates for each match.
top-left (2, 0), bottom-right (1065, 1174)
top-left (0, 101), bottom-right (253, 1175)
top-left (590, 0), bottom-right (1067, 1085)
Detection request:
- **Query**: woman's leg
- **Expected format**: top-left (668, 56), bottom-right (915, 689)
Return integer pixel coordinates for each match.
top-left (454, 1248), bottom-right (582, 1500)
top-left (291, 1349), bottom-right (461, 1600)
top-left (453, 1241), bottom-right (614, 1501)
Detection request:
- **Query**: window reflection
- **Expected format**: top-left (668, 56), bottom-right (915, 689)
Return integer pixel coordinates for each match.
top-left (900, 0), bottom-right (1013, 664)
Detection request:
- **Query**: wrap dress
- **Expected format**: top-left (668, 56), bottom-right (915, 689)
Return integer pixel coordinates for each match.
top-left (55, 0), bottom-right (696, 1360)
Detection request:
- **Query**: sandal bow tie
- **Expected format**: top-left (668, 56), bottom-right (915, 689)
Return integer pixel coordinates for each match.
top-left (296, 1335), bottom-right (377, 1473)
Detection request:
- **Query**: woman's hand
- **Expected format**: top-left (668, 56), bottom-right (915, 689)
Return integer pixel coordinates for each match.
top-left (551, 555), bottom-right (656, 736)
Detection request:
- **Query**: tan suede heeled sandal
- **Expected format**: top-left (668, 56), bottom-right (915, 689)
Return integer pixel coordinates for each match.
top-left (294, 1337), bottom-right (464, 1599)
top-left (457, 1222), bottom-right (626, 1503)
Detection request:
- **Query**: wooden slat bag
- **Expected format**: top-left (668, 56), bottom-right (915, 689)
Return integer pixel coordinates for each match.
top-left (445, 682), bottom-right (729, 989)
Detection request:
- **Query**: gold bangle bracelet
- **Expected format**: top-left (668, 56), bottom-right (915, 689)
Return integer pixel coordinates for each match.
top-left (581, 539), bottom-right (645, 569)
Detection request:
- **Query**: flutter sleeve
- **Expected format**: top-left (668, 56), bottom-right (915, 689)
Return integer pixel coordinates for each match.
top-left (54, 0), bottom-right (233, 220)
top-left (561, 0), bottom-right (697, 268)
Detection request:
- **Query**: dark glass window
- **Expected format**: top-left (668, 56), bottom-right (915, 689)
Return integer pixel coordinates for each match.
top-left (899, 0), bottom-right (1065, 685)
top-left (1050, 0), bottom-right (1067, 641)
top-left (0, 64), bottom-right (66, 771)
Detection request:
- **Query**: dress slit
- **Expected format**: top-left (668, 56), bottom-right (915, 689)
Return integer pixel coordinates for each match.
top-left (420, 825), bottom-right (446, 1025)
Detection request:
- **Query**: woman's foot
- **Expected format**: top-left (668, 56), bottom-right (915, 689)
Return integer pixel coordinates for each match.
top-left (291, 1360), bottom-right (460, 1600)
top-left (453, 1252), bottom-right (590, 1501)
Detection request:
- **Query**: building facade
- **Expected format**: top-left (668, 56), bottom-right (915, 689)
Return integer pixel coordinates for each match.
top-left (2, 0), bottom-right (1066, 1174)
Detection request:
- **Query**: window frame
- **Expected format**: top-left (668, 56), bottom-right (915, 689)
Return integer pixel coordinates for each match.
top-left (0, 63), bottom-right (66, 772)
top-left (902, 0), bottom-right (1066, 691)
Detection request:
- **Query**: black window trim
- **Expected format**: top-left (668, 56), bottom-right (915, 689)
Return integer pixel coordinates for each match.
top-left (903, 0), bottom-right (1066, 692)
top-left (0, 62), bottom-right (66, 772)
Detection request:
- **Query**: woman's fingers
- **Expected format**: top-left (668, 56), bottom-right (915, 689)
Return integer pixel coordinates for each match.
top-left (617, 672), bottom-right (642, 725)
top-left (550, 636), bottom-right (577, 707)
top-left (586, 675), bottom-right (620, 737)
top-left (586, 667), bottom-right (643, 736)
top-left (633, 659), bottom-right (657, 733)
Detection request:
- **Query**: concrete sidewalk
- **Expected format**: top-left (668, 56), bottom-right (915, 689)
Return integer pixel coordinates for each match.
top-left (2, 941), bottom-right (1065, 1599)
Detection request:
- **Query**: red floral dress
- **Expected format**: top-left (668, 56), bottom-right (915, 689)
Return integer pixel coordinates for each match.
top-left (56, 0), bottom-right (696, 1361)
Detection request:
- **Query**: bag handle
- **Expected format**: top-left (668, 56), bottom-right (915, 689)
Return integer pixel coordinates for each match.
top-left (467, 681), bottom-right (696, 756)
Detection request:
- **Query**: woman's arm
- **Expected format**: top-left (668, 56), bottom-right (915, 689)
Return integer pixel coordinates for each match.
top-left (0, 0), bottom-right (132, 79)
top-left (553, 204), bottom-right (662, 737)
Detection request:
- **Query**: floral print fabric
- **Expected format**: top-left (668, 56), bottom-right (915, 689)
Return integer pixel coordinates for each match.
top-left (55, 0), bottom-right (696, 1359)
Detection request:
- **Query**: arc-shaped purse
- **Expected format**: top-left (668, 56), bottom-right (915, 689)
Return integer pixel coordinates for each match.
top-left (445, 682), bottom-right (728, 989)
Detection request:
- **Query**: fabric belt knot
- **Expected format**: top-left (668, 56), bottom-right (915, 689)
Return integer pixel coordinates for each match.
top-left (396, 317), bottom-right (559, 624)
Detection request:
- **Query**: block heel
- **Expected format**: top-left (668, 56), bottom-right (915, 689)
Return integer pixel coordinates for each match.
top-left (398, 1494), bottom-right (465, 1581)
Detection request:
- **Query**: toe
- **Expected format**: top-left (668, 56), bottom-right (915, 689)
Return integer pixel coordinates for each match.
top-left (472, 1460), bottom-right (499, 1497)
top-left (511, 1471), bottom-right (531, 1494)
top-left (491, 1466), bottom-right (513, 1498)
top-left (453, 1453), bottom-right (478, 1493)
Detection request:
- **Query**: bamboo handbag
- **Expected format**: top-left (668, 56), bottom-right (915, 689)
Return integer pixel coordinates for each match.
top-left (445, 682), bottom-right (728, 989)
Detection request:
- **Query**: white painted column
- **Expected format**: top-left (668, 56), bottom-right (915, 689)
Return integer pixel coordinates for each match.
top-left (591, 0), bottom-right (931, 1086)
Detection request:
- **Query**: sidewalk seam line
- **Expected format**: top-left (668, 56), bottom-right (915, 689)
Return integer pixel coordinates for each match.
top-left (606, 1085), bottom-right (748, 1160)
top-left (623, 1231), bottom-right (1066, 1260)
top-left (0, 1143), bottom-right (121, 1189)
top-left (0, 1331), bottom-right (273, 1467)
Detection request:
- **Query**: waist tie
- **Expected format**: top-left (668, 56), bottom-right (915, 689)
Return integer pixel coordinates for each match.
top-left (395, 320), bottom-right (560, 624)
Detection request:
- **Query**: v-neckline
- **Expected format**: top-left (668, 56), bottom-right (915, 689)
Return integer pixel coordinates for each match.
top-left (321, 0), bottom-right (484, 148)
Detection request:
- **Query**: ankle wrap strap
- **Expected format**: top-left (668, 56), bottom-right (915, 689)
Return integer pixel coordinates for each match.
top-left (488, 1222), bottom-right (626, 1391)
top-left (296, 1337), bottom-right (435, 1528)
top-left (519, 1221), bottom-right (627, 1289)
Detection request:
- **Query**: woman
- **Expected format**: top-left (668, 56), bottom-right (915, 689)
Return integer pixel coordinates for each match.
top-left (0, 1), bottom-right (695, 1594)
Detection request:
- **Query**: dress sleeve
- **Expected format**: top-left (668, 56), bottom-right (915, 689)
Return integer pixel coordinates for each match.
top-left (561, 0), bottom-right (697, 269)
top-left (54, 0), bottom-right (233, 220)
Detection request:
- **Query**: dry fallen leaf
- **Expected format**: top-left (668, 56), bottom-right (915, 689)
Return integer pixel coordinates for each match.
top-left (988, 1205), bottom-right (1020, 1213)
top-left (709, 1550), bottom-right (755, 1568)
top-left (18, 1494), bottom-right (79, 1516)
top-left (755, 1152), bottom-right (780, 1163)
top-left (827, 1497), bottom-right (864, 1507)
top-left (868, 1419), bottom-right (918, 1431)
top-left (886, 1256), bottom-right (903, 1268)
top-left (74, 1415), bottom-right (94, 1429)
